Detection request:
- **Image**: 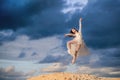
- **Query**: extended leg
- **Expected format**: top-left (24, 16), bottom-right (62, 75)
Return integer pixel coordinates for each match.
top-left (72, 44), bottom-right (81, 64)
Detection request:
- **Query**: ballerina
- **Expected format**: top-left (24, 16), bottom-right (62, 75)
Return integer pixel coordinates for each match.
top-left (65, 18), bottom-right (89, 64)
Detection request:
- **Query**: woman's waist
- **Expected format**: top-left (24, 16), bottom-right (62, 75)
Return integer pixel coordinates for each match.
top-left (74, 37), bottom-right (82, 40)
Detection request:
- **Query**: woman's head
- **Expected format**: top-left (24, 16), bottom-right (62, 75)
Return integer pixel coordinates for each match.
top-left (70, 28), bottom-right (78, 34)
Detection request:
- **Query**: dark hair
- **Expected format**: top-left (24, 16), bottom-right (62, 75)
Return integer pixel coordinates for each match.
top-left (70, 28), bottom-right (78, 34)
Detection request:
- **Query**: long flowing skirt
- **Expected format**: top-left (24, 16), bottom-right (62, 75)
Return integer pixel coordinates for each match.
top-left (67, 40), bottom-right (89, 57)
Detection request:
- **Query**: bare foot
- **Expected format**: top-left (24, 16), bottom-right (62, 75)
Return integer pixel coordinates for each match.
top-left (71, 56), bottom-right (75, 64)
top-left (72, 58), bottom-right (75, 64)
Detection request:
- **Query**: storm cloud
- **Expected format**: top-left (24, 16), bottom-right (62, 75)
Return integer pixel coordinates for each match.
top-left (0, 66), bottom-right (27, 80)
top-left (82, 0), bottom-right (120, 49)
top-left (0, 0), bottom-right (120, 48)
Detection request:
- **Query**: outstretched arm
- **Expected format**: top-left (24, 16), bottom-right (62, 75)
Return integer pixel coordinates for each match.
top-left (79, 18), bottom-right (82, 32)
top-left (65, 33), bottom-right (75, 37)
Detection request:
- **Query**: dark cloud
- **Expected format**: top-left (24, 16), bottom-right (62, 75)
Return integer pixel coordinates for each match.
top-left (78, 48), bottom-right (120, 69)
top-left (81, 0), bottom-right (120, 49)
top-left (0, 66), bottom-right (26, 80)
top-left (0, 29), bottom-right (15, 43)
top-left (18, 52), bottom-right (26, 58)
top-left (0, 0), bottom-right (71, 41)
top-left (1, 0), bottom-right (120, 48)
top-left (0, 0), bottom-right (64, 30)
top-left (0, 0), bottom-right (67, 41)
top-left (95, 49), bottom-right (120, 67)
top-left (0, 66), bottom-right (36, 80)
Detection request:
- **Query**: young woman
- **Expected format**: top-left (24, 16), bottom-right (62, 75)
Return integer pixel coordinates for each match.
top-left (65, 18), bottom-right (89, 64)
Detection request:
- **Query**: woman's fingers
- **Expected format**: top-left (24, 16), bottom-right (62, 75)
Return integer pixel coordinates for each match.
top-left (64, 34), bottom-right (67, 37)
top-left (80, 18), bottom-right (82, 21)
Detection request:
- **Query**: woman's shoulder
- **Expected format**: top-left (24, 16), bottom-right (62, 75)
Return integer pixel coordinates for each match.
top-left (77, 32), bottom-right (81, 34)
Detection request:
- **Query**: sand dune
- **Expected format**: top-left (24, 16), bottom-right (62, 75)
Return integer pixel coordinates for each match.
top-left (28, 72), bottom-right (120, 80)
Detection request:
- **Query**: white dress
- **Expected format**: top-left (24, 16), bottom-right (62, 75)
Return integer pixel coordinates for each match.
top-left (67, 20), bottom-right (89, 57)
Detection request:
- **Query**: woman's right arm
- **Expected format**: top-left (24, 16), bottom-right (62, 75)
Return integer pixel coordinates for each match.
top-left (79, 18), bottom-right (82, 32)
top-left (65, 33), bottom-right (75, 37)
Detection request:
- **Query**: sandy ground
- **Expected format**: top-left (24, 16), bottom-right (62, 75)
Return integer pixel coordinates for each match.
top-left (28, 72), bottom-right (120, 80)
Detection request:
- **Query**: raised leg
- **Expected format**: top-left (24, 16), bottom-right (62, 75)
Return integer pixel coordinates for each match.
top-left (67, 40), bottom-right (77, 53)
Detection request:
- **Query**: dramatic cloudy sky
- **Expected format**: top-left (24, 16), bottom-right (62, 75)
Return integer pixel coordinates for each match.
top-left (0, 0), bottom-right (120, 79)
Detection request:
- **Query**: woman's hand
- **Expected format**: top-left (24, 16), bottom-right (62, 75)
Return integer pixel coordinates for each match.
top-left (80, 18), bottom-right (82, 22)
top-left (64, 34), bottom-right (68, 37)
top-left (64, 34), bottom-right (75, 37)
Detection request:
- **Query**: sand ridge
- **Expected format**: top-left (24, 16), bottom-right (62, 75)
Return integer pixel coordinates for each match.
top-left (28, 72), bottom-right (120, 80)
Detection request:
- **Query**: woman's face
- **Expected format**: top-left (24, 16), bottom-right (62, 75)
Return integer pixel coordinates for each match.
top-left (71, 28), bottom-right (76, 33)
